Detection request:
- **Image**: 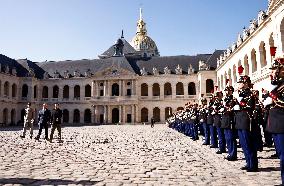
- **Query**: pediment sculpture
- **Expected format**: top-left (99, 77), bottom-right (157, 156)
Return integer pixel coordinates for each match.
top-left (63, 70), bottom-right (70, 78)
top-left (258, 10), bottom-right (267, 25)
top-left (12, 68), bottom-right (17, 76)
top-left (85, 69), bottom-right (92, 77)
top-left (53, 70), bottom-right (60, 78)
top-left (5, 65), bottom-right (9, 74)
top-left (231, 42), bottom-right (237, 52)
top-left (249, 19), bottom-right (258, 33)
top-left (242, 27), bottom-right (250, 40)
top-left (43, 72), bottom-right (49, 79)
top-left (199, 60), bottom-right (209, 71)
top-left (28, 68), bottom-right (35, 77)
top-left (188, 64), bottom-right (194, 75)
top-left (74, 70), bottom-right (81, 77)
top-left (237, 33), bottom-right (243, 46)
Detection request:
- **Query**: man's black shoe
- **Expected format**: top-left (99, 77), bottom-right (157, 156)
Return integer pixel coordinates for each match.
top-left (202, 142), bottom-right (210, 145)
top-left (34, 137), bottom-right (39, 140)
top-left (271, 153), bottom-right (279, 158)
top-left (226, 156), bottom-right (237, 161)
top-left (20, 135), bottom-right (25, 138)
top-left (246, 168), bottom-right (258, 172)
top-left (210, 145), bottom-right (218, 148)
top-left (240, 166), bottom-right (248, 170)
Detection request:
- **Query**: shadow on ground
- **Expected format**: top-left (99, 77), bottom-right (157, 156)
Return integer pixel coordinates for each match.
top-left (0, 178), bottom-right (99, 185)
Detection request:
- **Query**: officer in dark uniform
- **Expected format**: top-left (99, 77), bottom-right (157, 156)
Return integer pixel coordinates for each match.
top-left (221, 85), bottom-right (237, 161)
top-left (35, 103), bottom-right (51, 140)
top-left (213, 91), bottom-right (226, 154)
top-left (234, 65), bottom-right (258, 172)
top-left (207, 95), bottom-right (218, 148)
top-left (266, 57), bottom-right (284, 185)
top-left (49, 103), bottom-right (62, 142)
top-left (200, 103), bottom-right (209, 145)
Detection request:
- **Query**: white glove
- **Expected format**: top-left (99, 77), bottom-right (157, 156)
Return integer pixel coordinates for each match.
top-left (233, 91), bottom-right (239, 99)
top-left (237, 97), bottom-right (243, 103)
top-left (265, 83), bottom-right (277, 92)
top-left (219, 108), bottom-right (224, 112)
top-left (233, 105), bottom-right (240, 110)
top-left (263, 97), bottom-right (273, 107)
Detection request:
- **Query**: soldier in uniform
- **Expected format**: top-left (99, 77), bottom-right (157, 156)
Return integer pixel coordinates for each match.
top-left (200, 103), bottom-right (210, 145)
top-left (213, 91), bottom-right (226, 154)
top-left (207, 95), bottom-right (218, 148)
top-left (266, 57), bottom-right (284, 185)
top-left (20, 102), bottom-right (34, 139)
top-left (221, 85), bottom-right (237, 161)
top-left (234, 65), bottom-right (258, 172)
top-left (35, 103), bottom-right (51, 141)
top-left (49, 103), bottom-right (63, 142)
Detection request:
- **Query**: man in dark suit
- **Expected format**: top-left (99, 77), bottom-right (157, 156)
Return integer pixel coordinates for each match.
top-left (151, 117), bottom-right (155, 128)
top-left (35, 103), bottom-right (51, 140)
top-left (49, 103), bottom-right (62, 142)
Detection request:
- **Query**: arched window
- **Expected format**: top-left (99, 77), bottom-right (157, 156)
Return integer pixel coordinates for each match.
top-left (188, 82), bottom-right (196, 95)
top-left (141, 83), bottom-right (148, 96)
top-left (63, 85), bottom-right (69, 99)
top-left (259, 41), bottom-right (267, 67)
top-left (3, 108), bottom-right (8, 125)
top-left (63, 109), bottom-right (69, 123)
top-left (42, 86), bottom-right (48, 98)
top-left (34, 85), bottom-right (37, 98)
top-left (84, 109), bottom-right (92, 123)
top-left (251, 49), bottom-right (257, 73)
top-left (85, 84), bottom-right (91, 97)
top-left (74, 85), bottom-right (80, 98)
top-left (12, 84), bottom-right (17, 98)
top-left (141, 108), bottom-right (148, 122)
top-left (10, 109), bottom-right (16, 125)
top-left (153, 107), bottom-right (160, 122)
top-left (152, 83), bottom-right (160, 96)
top-left (4, 82), bottom-right (9, 97)
top-left (112, 83), bottom-right (119, 96)
top-left (53, 85), bottom-right (59, 98)
top-left (165, 107), bottom-right (172, 119)
top-left (164, 83), bottom-right (172, 95)
top-left (73, 109), bottom-right (80, 123)
top-left (206, 79), bottom-right (214, 93)
top-left (22, 84), bottom-right (28, 98)
top-left (176, 82), bottom-right (184, 95)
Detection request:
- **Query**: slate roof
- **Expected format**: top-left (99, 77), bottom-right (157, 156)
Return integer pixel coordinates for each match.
top-left (99, 38), bottom-right (137, 58)
top-left (0, 50), bottom-right (222, 79)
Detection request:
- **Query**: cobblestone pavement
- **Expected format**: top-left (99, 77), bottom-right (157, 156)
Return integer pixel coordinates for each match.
top-left (0, 125), bottom-right (281, 186)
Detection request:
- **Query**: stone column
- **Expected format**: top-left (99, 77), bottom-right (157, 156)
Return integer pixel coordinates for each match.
top-left (103, 105), bottom-right (107, 123)
top-left (131, 105), bottom-right (135, 124)
top-left (80, 85), bottom-right (84, 100)
top-left (69, 110), bottom-right (73, 124)
top-left (119, 105), bottom-right (122, 123)
top-left (92, 105), bottom-right (96, 123)
top-left (135, 105), bottom-right (139, 123)
top-left (91, 81), bottom-right (95, 97)
top-left (107, 105), bottom-right (111, 123)
top-left (70, 86), bottom-right (74, 101)
top-left (104, 81), bottom-right (107, 96)
top-left (119, 80), bottom-right (123, 96)
top-left (256, 49), bottom-right (262, 73)
top-left (172, 84), bottom-right (176, 99)
top-left (160, 84), bottom-right (164, 100)
top-left (183, 83), bottom-right (188, 98)
top-left (149, 84), bottom-right (153, 98)
top-left (58, 86), bottom-right (63, 101)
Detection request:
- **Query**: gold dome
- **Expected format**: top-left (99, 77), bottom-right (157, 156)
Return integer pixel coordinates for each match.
top-left (131, 8), bottom-right (159, 57)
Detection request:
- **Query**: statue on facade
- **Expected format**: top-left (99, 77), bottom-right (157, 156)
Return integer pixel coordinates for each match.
top-left (152, 67), bottom-right (159, 76)
top-left (140, 67), bottom-right (147, 76)
top-left (113, 38), bottom-right (124, 57)
top-left (164, 66), bottom-right (171, 75)
top-left (175, 64), bottom-right (182, 75)
top-left (53, 70), bottom-right (60, 78)
top-left (249, 19), bottom-right (258, 33)
top-left (85, 69), bottom-right (92, 77)
top-left (63, 70), bottom-right (70, 78)
top-left (199, 60), bottom-right (209, 71)
top-left (188, 64), bottom-right (194, 75)
top-left (226, 47), bottom-right (232, 56)
top-left (242, 27), bottom-right (250, 40)
top-left (237, 33), bottom-right (243, 46)
top-left (258, 10), bottom-right (267, 25)
top-left (74, 70), bottom-right (80, 77)
top-left (231, 42), bottom-right (237, 52)
top-left (28, 68), bottom-right (35, 77)
top-left (12, 68), bottom-right (17, 76)
top-left (5, 65), bottom-right (9, 74)
top-left (43, 72), bottom-right (49, 79)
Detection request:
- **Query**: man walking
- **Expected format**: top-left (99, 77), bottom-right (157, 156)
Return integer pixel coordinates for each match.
top-left (151, 117), bottom-right (155, 128)
top-left (20, 102), bottom-right (34, 139)
top-left (35, 103), bottom-right (51, 141)
top-left (49, 103), bottom-right (62, 142)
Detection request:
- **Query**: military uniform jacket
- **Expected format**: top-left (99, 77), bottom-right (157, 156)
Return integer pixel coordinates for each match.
top-left (198, 108), bottom-right (207, 123)
top-left (221, 95), bottom-right (235, 129)
top-left (235, 88), bottom-right (256, 130)
top-left (206, 100), bottom-right (214, 125)
top-left (213, 98), bottom-right (222, 127)
top-left (51, 108), bottom-right (62, 124)
top-left (37, 109), bottom-right (51, 126)
top-left (267, 82), bottom-right (284, 133)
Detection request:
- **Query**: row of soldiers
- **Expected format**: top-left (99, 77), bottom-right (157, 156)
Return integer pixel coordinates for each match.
top-left (167, 59), bottom-right (284, 185)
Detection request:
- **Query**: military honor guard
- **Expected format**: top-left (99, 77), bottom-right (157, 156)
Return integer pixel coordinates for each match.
top-left (20, 102), bottom-right (34, 139)
top-left (207, 95), bottom-right (218, 148)
top-left (265, 53), bottom-right (284, 185)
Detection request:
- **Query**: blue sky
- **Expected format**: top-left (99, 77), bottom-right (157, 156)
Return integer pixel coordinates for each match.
top-left (0, 0), bottom-right (267, 62)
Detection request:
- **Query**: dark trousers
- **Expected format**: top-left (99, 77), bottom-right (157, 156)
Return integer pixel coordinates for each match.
top-left (37, 124), bottom-right (48, 139)
top-left (224, 129), bottom-right (237, 158)
top-left (50, 123), bottom-right (61, 140)
top-left (209, 124), bottom-right (218, 147)
top-left (273, 134), bottom-right (284, 184)
top-left (217, 127), bottom-right (226, 152)
top-left (238, 129), bottom-right (258, 169)
top-left (264, 130), bottom-right (273, 146)
top-left (202, 123), bottom-right (210, 144)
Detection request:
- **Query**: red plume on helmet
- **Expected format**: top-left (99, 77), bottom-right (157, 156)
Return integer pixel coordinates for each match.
top-left (238, 65), bottom-right (244, 75)
top-left (270, 47), bottom-right (277, 57)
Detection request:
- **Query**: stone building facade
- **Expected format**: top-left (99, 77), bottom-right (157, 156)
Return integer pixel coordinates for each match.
top-left (0, 9), bottom-right (222, 125)
top-left (216, 0), bottom-right (284, 93)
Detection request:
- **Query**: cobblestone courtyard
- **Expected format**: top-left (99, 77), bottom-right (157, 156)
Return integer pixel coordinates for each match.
top-left (0, 124), bottom-right (281, 186)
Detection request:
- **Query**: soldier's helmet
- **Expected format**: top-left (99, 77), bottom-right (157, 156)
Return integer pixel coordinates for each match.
top-left (224, 85), bottom-right (234, 92)
top-left (270, 58), bottom-right (284, 70)
top-left (237, 65), bottom-right (251, 85)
